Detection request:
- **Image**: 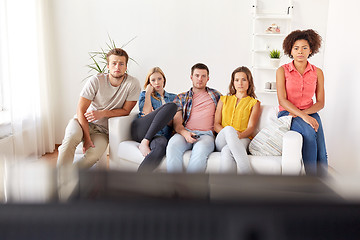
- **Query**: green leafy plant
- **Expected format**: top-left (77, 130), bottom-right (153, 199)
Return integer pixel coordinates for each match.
top-left (269, 49), bottom-right (281, 59)
top-left (84, 35), bottom-right (138, 80)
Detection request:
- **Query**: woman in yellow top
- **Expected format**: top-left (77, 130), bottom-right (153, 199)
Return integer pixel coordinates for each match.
top-left (214, 66), bottom-right (261, 173)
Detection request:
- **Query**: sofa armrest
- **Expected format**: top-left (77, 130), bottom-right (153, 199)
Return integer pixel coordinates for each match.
top-left (281, 130), bottom-right (303, 175)
top-left (108, 112), bottom-right (138, 161)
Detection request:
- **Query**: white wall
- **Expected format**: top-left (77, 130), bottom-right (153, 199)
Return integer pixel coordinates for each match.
top-left (322, 0), bottom-right (360, 174)
top-left (50, 0), bottom-right (251, 145)
top-left (50, 0), bottom-right (329, 144)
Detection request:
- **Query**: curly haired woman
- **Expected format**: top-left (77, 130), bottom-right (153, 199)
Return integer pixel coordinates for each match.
top-left (276, 29), bottom-right (327, 175)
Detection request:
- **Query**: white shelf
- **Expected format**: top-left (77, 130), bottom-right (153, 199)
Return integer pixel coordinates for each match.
top-left (251, 0), bottom-right (293, 101)
top-left (255, 14), bottom-right (292, 20)
top-left (253, 50), bottom-right (283, 54)
top-left (264, 89), bottom-right (277, 92)
top-left (253, 66), bottom-right (278, 70)
top-left (257, 90), bottom-right (277, 94)
top-left (253, 50), bottom-right (269, 53)
top-left (254, 33), bottom-right (287, 37)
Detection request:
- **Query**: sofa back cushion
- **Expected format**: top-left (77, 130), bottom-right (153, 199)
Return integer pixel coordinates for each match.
top-left (254, 105), bottom-right (278, 136)
top-left (249, 115), bottom-right (292, 156)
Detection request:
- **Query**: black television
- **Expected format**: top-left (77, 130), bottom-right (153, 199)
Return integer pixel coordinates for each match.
top-left (1, 171), bottom-right (359, 240)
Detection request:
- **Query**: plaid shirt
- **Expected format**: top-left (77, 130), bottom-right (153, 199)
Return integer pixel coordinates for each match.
top-left (173, 87), bottom-right (222, 126)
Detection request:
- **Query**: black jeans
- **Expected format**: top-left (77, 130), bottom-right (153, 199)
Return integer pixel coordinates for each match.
top-left (131, 102), bottom-right (177, 172)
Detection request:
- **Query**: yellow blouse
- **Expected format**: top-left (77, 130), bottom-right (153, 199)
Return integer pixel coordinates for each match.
top-left (221, 95), bottom-right (258, 132)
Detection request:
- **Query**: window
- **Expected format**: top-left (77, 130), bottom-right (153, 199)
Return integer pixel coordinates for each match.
top-left (0, 64), bottom-right (3, 112)
top-left (0, 0), bottom-right (6, 113)
top-left (0, 47), bottom-right (4, 113)
top-left (0, 13), bottom-right (3, 112)
top-left (0, 0), bottom-right (11, 132)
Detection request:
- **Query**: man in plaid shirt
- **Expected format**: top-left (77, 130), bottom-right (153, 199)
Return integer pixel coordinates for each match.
top-left (166, 63), bottom-right (221, 172)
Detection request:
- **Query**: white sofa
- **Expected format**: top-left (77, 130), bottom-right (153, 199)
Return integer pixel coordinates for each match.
top-left (108, 105), bottom-right (303, 175)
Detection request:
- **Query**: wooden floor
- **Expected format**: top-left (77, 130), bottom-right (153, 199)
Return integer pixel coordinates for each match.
top-left (40, 145), bottom-right (110, 168)
top-left (40, 145), bottom-right (59, 166)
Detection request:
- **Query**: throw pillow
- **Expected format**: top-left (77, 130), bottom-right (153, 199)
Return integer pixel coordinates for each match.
top-left (249, 116), bottom-right (292, 156)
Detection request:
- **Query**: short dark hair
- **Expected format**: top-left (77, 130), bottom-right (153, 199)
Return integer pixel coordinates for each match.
top-left (283, 29), bottom-right (322, 58)
top-left (106, 48), bottom-right (129, 65)
top-left (191, 63), bottom-right (209, 75)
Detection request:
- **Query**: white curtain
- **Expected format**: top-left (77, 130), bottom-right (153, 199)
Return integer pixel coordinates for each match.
top-left (0, 0), bottom-right (55, 160)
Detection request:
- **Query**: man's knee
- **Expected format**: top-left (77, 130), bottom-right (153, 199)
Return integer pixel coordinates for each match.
top-left (194, 136), bottom-right (214, 153)
top-left (166, 137), bottom-right (175, 152)
top-left (59, 136), bottom-right (82, 156)
top-left (62, 119), bottom-right (83, 144)
top-left (78, 148), bottom-right (106, 169)
top-left (167, 134), bottom-right (185, 151)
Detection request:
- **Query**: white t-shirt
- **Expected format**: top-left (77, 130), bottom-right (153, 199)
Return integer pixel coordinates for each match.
top-left (79, 73), bottom-right (141, 131)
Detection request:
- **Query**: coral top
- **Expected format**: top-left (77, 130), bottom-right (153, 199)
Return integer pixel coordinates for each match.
top-left (185, 91), bottom-right (216, 131)
top-left (279, 61), bottom-right (317, 112)
top-left (220, 95), bottom-right (258, 133)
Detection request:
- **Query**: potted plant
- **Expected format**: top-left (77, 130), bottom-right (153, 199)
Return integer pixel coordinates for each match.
top-left (269, 49), bottom-right (281, 68)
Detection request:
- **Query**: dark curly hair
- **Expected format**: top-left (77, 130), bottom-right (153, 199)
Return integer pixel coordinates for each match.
top-left (282, 29), bottom-right (322, 58)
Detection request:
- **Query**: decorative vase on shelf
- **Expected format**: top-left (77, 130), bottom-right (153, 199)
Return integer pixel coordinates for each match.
top-left (265, 23), bottom-right (281, 34)
top-left (270, 58), bottom-right (280, 68)
top-left (269, 49), bottom-right (281, 68)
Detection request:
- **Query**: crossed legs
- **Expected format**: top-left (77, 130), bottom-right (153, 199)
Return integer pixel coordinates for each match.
top-left (131, 102), bottom-right (177, 172)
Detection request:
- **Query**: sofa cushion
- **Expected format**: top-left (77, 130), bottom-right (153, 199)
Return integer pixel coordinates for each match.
top-left (110, 105), bottom-right (302, 175)
top-left (248, 116), bottom-right (292, 156)
top-left (157, 151), bottom-right (220, 172)
top-left (118, 141), bottom-right (144, 164)
top-left (254, 105), bottom-right (278, 135)
top-left (116, 140), bottom-right (283, 174)
top-left (249, 155), bottom-right (282, 174)
top-left (117, 141), bottom-right (221, 173)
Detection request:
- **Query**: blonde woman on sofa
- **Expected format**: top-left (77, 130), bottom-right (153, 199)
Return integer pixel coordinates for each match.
top-left (214, 66), bottom-right (261, 173)
top-left (131, 67), bottom-right (177, 172)
top-left (276, 29), bottom-right (327, 176)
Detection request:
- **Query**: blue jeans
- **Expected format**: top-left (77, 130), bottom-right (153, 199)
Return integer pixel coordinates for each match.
top-left (166, 130), bottom-right (215, 173)
top-left (278, 111), bottom-right (328, 175)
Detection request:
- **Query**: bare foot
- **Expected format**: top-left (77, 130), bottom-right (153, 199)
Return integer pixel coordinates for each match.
top-left (139, 139), bottom-right (151, 157)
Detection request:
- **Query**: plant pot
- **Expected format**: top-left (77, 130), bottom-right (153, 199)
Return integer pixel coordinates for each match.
top-left (270, 58), bottom-right (280, 68)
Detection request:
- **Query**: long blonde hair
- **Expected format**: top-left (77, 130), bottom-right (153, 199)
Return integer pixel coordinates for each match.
top-left (144, 67), bottom-right (167, 101)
